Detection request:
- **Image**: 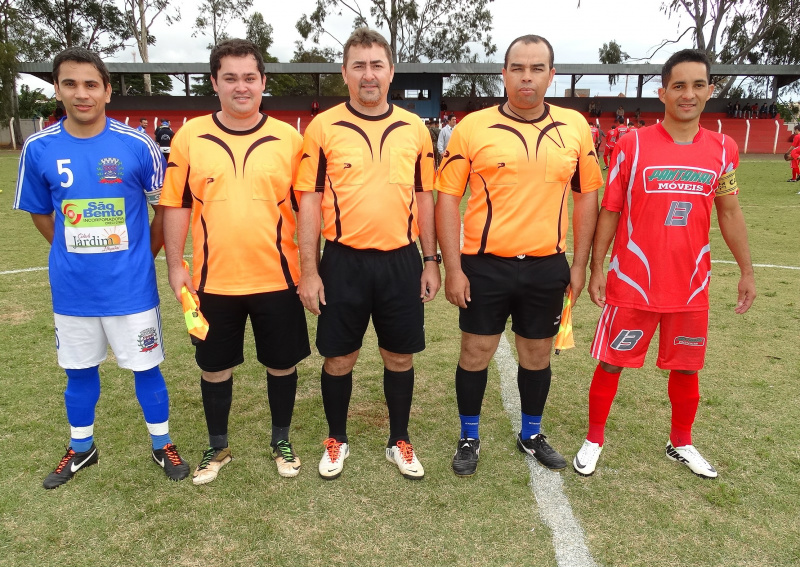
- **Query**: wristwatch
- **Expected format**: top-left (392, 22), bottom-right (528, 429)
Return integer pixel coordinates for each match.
top-left (423, 254), bottom-right (442, 264)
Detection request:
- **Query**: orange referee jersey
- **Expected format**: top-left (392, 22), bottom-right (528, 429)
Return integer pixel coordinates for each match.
top-left (160, 113), bottom-right (302, 295)
top-left (435, 103), bottom-right (603, 257)
top-left (295, 102), bottom-right (435, 251)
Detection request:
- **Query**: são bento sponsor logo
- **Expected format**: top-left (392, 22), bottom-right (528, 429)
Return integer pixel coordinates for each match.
top-left (97, 157), bottom-right (124, 184)
top-left (61, 198), bottom-right (129, 254)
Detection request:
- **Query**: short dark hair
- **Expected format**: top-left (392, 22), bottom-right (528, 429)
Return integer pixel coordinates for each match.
top-left (448, 114), bottom-right (456, 121)
top-left (661, 49), bottom-right (711, 87)
top-left (504, 35), bottom-right (554, 69)
top-left (617, 116), bottom-right (625, 124)
top-left (210, 39), bottom-right (265, 79)
top-left (343, 27), bottom-right (393, 67)
top-left (139, 117), bottom-right (147, 122)
top-left (52, 47), bottom-right (111, 88)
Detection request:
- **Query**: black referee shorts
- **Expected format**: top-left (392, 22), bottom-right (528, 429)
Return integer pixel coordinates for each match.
top-left (316, 241), bottom-right (425, 358)
top-left (459, 253), bottom-right (570, 340)
top-left (195, 288), bottom-right (310, 372)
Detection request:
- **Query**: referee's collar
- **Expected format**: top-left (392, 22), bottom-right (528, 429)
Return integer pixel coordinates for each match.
top-left (212, 112), bottom-right (268, 135)
top-left (345, 101), bottom-right (394, 121)
top-left (498, 102), bottom-right (551, 124)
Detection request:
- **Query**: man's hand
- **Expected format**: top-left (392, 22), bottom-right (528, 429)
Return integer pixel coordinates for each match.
top-left (298, 273), bottom-right (326, 315)
top-left (588, 268), bottom-right (607, 308)
top-left (569, 264), bottom-right (587, 305)
top-left (167, 264), bottom-right (194, 303)
top-left (735, 273), bottom-right (756, 314)
top-left (444, 269), bottom-right (471, 308)
top-left (420, 263), bottom-right (441, 303)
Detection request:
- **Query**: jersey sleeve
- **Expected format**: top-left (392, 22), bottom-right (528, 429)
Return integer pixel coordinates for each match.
top-left (140, 134), bottom-right (165, 205)
top-left (434, 120), bottom-right (471, 197)
top-left (416, 121), bottom-right (435, 192)
top-left (159, 125), bottom-right (192, 208)
top-left (601, 137), bottom-right (630, 212)
top-left (13, 138), bottom-right (53, 214)
top-left (570, 119), bottom-right (604, 194)
top-left (295, 118), bottom-right (326, 194)
top-left (715, 135), bottom-right (740, 197)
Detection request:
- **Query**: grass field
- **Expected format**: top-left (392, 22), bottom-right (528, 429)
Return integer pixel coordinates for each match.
top-left (0, 148), bottom-right (798, 567)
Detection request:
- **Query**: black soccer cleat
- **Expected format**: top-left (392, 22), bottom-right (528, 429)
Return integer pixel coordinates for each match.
top-left (452, 438), bottom-right (480, 477)
top-left (152, 443), bottom-right (190, 481)
top-left (43, 444), bottom-right (99, 489)
top-left (517, 433), bottom-right (567, 471)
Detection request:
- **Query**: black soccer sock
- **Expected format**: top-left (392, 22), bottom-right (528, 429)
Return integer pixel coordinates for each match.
top-left (267, 369), bottom-right (298, 445)
top-left (321, 367), bottom-right (352, 443)
top-left (517, 365), bottom-right (552, 417)
top-left (384, 367), bottom-right (415, 446)
top-left (201, 375), bottom-right (232, 449)
top-left (455, 365), bottom-right (488, 416)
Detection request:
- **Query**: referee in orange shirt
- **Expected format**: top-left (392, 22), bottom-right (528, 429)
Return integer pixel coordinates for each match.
top-left (296, 28), bottom-right (440, 481)
top-left (435, 34), bottom-right (603, 477)
top-left (161, 39), bottom-right (310, 484)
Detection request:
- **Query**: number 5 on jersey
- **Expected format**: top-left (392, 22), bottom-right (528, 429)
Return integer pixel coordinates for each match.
top-left (57, 159), bottom-right (74, 188)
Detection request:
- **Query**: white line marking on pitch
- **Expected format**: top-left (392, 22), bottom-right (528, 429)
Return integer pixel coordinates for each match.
top-left (495, 334), bottom-right (597, 567)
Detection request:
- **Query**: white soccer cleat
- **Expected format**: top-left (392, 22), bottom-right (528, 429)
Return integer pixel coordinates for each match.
top-left (386, 440), bottom-right (424, 480)
top-left (665, 442), bottom-right (718, 478)
top-left (318, 438), bottom-right (349, 480)
top-left (573, 439), bottom-right (603, 476)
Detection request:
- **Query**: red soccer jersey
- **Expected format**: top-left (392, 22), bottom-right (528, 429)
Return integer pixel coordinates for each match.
top-left (590, 125), bottom-right (600, 145)
top-left (605, 127), bottom-right (617, 152)
top-left (603, 123), bottom-right (740, 312)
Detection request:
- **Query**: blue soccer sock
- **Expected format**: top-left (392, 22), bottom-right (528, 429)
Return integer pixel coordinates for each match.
top-left (520, 412), bottom-right (542, 439)
top-left (133, 367), bottom-right (172, 449)
top-left (64, 366), bottom-right (101, 452)
top-left (459, 414), bottom-right (481, 440)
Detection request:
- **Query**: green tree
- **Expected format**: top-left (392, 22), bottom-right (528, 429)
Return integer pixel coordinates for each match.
top-left (267, 43), bottom-right (348, 97)
top-left (19, 0), bottom-right (130, 58)
top-left (245, 11), bottom-right (276, 62)
top-left (112, 73), bottom-right (173, 96)
top-left (659, 0), bottom-right (800, 97)
top-left (296, 0), bottom-right (496, 64)
top-left (122, 0), bottom-right (181, 95)
top-left (17, 84), bottom-right (57, 118)
top-left (193, 0), bottom-right (253, 48)
top-left (598, 40), bottom-right (628, 88)
top-left (443, 54), bottom-right (500, 97)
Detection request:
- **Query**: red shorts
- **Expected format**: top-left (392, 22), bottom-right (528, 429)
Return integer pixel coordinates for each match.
top-left (590, 304), bottom-right (708, 371)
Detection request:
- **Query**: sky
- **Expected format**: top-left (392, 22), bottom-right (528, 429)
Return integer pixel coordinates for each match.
top-left (20, 0), bottom-right (697, 98)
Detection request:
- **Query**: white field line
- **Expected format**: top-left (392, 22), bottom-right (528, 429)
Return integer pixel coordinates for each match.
top-left (495, 334), bottom-right (597, 567)
top-left (3, 258), bottom-right (797, 278)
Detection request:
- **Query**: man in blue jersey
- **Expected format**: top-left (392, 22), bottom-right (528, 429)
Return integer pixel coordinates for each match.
top-left (13, 47), bottom-right (189, 489)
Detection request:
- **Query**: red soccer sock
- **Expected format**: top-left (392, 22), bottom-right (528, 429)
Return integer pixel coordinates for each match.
top-left (668, 370), bottom-right (700, 447)
top-left (586, 364), bottom-right (621, 445)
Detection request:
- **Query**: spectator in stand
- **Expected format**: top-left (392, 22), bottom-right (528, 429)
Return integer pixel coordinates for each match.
top-left (726, 102), bottom-right (733, 118)
top-left (760, 103), bottom-right (768, 119)
top-left (634, 107), bottom-right (641, 121)
top-left (734, 101), bottom-right (741, 118)
top-left (751, 102), bottom-right (759, 119)
top-left (437, 114), bottom-right (457, 156)
top-left (588, 101), bottom-right (596, 116)
top-left (769, 101), bottom-right (778, 119)
top-left (311, 99), bottom-right (320, 117)
top-left (137, 117), bottom-right (149, 135)
top-left (616, 105), bottom-right (625, 121)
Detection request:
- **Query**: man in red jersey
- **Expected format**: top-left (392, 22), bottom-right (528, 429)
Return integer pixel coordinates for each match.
top-left (602, 121), bottom-right (617, 170)
top-left (572, 49), bottom-right (756, 479)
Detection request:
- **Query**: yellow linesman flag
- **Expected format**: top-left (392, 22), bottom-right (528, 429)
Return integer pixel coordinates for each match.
top-left (181, 260), bottom-right (209, 341)
top-left (554, 288), bottom-right (574, 354)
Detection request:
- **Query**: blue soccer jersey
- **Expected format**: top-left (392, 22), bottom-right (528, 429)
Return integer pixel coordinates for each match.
top-left (14, 118), bottom-right (164, 316)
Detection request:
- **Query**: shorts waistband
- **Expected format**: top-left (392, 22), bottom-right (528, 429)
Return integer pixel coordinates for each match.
top-left (471, 252), bottom-right (565, 262)
top-left (324, 240), bottom-right (416, 255)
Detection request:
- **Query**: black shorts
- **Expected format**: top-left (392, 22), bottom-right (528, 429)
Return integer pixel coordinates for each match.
top-left (459, 253), bottom-right (570, 340)
top-left (316, 241), bottom-right (425, 358)
top-left (195, 288), bottom-right (310, 372)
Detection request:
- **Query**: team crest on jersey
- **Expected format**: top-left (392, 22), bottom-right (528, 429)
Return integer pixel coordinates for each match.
top-left (97, 157), bottom-right (124, 184)
top-left (643, 166), bottom-right (716, 196)
top-left (137, 327), bottom-right (159, 352)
